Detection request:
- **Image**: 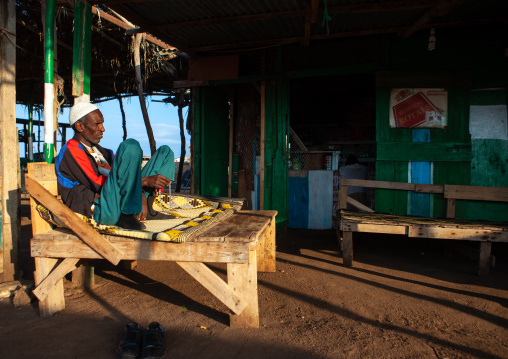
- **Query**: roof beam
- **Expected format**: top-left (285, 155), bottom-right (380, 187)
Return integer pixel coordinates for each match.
top-left (101, 4), bottom-right (192, 54)
top-left (401, 0), bottom-right (463, 38)
top-left (90, 6), bottom-right (178, 51)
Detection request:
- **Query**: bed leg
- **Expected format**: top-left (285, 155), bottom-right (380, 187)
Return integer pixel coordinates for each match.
top-left (121, 260), bottom-right (138, 271)
top-left (34, 257), bottom-right (65, 317)
top-left (256, 218), bottom-right (276, 272)
top-left (478, 241), bottom-right (492, 276)
top-left (342, 231), bottom-right (353, 267)
top-left (72, 262), bottom-right (95, 289)
top-left (228, 250), bottom-right (259, 328)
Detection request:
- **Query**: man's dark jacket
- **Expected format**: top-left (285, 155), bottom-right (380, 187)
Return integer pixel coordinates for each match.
top-left (55, 136), bottom-right (114, 217)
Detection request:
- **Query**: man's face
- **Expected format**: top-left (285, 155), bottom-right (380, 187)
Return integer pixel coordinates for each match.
top-left (78, 109), bottom-right (105, 145)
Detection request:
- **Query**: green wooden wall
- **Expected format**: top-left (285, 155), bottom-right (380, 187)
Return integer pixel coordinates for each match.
top-left (374, 27), bottom-right (507, 220)
top-left (467, 89), bottom-right (508, 221)
top-left (193, 86), bottom-right (230, 197)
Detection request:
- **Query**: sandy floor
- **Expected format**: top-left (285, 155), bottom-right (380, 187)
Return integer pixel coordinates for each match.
top-left (1, 208), bottom-right (507, 359)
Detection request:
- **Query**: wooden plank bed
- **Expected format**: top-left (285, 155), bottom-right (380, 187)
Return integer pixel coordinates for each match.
top-left (26, 163), bottom-right (276, 328)
top-left (338, 178), bottom-right (508, 276)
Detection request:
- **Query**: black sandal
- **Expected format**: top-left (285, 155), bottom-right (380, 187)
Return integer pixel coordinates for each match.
top-left (141, 322), bottom-right (167, 359)
top-left (116, 322), bottom-right (142, 359)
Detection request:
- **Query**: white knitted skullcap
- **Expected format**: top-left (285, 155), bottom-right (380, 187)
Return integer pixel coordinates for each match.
top-left (69, 102), bottom-right (99, 126)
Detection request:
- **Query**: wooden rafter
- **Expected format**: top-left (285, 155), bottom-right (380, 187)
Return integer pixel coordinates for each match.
top-left (97, 4), bottom-right (191, 53)
top-left (90, 6), bottom-right (178, 51)
top-left (401, 0), bottom-right (464, 38)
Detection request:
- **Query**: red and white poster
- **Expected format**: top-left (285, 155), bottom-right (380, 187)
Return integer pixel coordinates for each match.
top-left (390, 88), bottom-right (447, 128)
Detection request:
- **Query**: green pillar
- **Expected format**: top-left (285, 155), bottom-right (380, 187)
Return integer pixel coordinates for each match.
top-left (43, 0), bottom-right (56, 163)
top-left (72, 0), bottom-right (92, 101)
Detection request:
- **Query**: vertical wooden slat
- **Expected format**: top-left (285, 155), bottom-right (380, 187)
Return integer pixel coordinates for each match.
top-left (446, 198), bottom-right (456, 218)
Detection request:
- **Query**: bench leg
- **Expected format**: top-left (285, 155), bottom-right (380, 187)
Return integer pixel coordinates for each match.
top-left (478, 242), bottom-right (492, 276)
top-left (34, 257), bottom-right (65, 317)
top-left (72, 262), bottom-right (95, 289)
top-left (228, 250), bottom-right (259, 328)
top-left (121, 260), bottom-right (138, 271)
top-left (256, 218), bottom-right (276, 272)
top-left (342, 231), bottom-right (353, 267)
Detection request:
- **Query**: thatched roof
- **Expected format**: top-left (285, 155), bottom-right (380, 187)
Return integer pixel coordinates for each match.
top-left (15, 0), bottom-right (188, 108)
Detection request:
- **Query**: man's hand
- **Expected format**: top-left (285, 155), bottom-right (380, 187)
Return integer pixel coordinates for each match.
top-left (141, 174), bottom-right (172, 189)
top-left (137, 193), bottom-right (148, 222)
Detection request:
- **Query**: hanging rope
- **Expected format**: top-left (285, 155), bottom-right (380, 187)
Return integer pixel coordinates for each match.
top-left (321, 0), bottom-right (332, 36)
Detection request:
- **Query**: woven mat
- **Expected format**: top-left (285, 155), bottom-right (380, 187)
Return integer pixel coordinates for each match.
top-left (36, 194), bottom-right (244, 243)
top-left (340, 210), bottom-right (508, 230)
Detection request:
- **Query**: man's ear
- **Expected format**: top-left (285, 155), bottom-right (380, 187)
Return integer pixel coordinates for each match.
top-left (74, 120), bottom-right (85, 133)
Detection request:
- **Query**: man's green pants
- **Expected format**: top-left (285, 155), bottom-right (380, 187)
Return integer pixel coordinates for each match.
top-left (93, 139), bottom-right (174, 225)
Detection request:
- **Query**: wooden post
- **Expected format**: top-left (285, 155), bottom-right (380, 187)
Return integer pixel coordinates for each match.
top-left (260, 81), bottom-right (265, 210)
top-left (256, 215), bottom-right (276, 272)
top-left (34, 257), bottom-right (65, 316)
top-left (228, 250), bottom-right (259, 328)
top-left (478, 241), bottom-right (492, 277)
top-left (72, 263), bottom-right (95, 288)
top-left (342, 231), bottom-right (353, 267)
top-left (228, 100), bottom-right (234, 198)
top-left (0, 0), bottom-right (20, 281)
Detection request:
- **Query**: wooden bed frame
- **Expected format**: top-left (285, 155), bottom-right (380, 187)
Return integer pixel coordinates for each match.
top-left (338, 178), bottom-right (508, 276)
top-left (26, 163), bottom-right (276, 328)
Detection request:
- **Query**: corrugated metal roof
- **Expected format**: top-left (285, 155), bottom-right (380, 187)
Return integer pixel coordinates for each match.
top-left (98, 0), bottom-right (508, 54)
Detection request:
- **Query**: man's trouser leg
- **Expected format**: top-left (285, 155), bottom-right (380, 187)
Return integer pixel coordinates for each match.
top-left (93, 139), bottom-right (143, 225)
top-left (141, 145), bottom-right (175, 182)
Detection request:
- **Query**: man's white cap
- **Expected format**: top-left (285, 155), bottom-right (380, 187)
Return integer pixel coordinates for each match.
top-left (69, 102), bottom-right (99, 126)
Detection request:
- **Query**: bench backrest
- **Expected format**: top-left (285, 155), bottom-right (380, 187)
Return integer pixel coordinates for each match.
top-left (339, 178), bottom-right (508, 218)
top-left (27, 162), bottom-right (57, 235)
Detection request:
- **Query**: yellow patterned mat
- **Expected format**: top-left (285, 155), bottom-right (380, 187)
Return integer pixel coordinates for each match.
top-left (36, 194), bottom-right (244, 243)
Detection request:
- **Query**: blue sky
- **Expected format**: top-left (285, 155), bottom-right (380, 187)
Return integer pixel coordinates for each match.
top-left (17, 95), bottom-right (191, 159)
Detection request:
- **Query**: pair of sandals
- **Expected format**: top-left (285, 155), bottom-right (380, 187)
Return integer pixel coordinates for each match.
top-left (116, 322), bottom-right (167, 359)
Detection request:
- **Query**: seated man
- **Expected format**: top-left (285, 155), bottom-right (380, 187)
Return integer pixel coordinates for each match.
top-left (56, 102), bottom-right (174, 230)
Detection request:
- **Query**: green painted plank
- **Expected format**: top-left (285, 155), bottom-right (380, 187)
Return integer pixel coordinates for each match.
top-left (377, 142), bottom-right (471, 161)
top-left (375, 161), bottom-right (408, 215)
top-left (468, 139), bottom-right (508, 222)
top-left (433, 161), bottom-right (470, 219)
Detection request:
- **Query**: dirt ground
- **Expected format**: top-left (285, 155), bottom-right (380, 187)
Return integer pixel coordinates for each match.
top-left (1, 205), bottom-right (507, 359)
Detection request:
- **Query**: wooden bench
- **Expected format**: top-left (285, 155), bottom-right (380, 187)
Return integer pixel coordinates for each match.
top-left (338, 178), bottom-right (508, 276)
top-left (26, 163), bottom-right (276, 328)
